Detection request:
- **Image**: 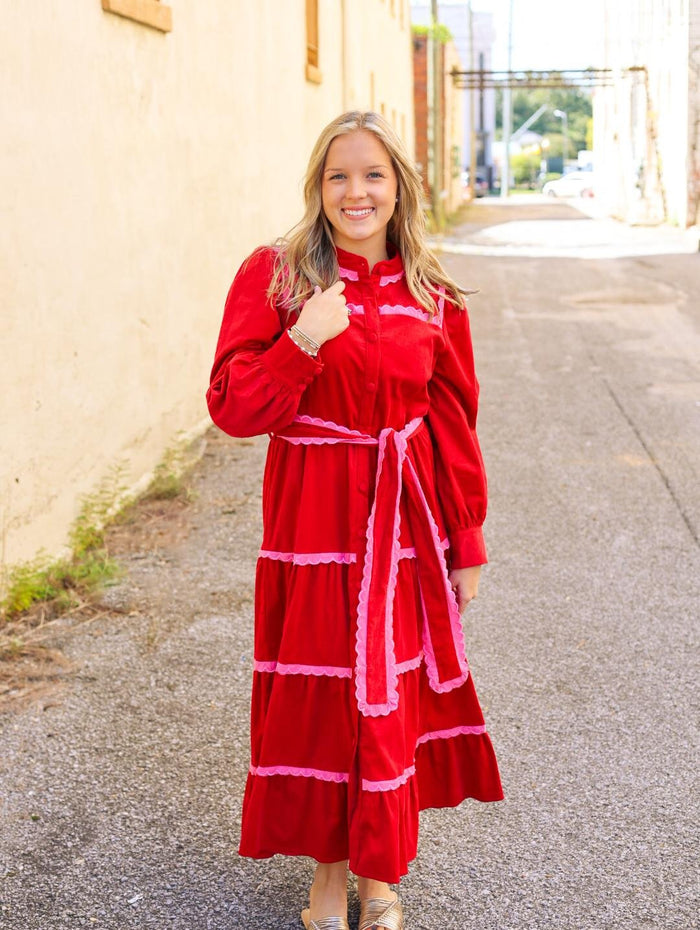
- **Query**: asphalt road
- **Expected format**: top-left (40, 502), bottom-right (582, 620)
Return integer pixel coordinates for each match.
top-left (1, 199), bottom-right (698, 929)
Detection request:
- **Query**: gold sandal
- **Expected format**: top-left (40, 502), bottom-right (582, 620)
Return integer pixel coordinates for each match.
top-left (358, 895), bottom-right (404, 930)
top-left (301, 907), bottom-right (351, 930)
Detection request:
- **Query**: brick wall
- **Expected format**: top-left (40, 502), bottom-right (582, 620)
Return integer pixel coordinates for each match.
top-left (413, 32), bottom-right (429, 198)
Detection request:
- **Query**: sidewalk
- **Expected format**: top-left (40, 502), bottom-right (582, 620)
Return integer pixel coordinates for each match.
top-left (435, 194), bottom-right (700, 259)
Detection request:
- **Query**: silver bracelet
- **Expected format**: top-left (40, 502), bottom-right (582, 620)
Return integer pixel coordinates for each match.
top-left (290, 324), bottom-right (320, 351)
top-left (289, 325), bottom-right (320, 354)
top-left (287, 327), bottom-right (318, 357)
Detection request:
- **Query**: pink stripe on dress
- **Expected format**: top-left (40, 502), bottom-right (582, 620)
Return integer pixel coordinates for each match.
top-left (253, 660), bottom-right (352, 678)
top-left (395, 653), bottom-right (423, 674)
top-left (399, 538), bottom-right (448, 559)
top-left (250, 764), bottom-right (349, 784)
top-left (416, 724), bottom-right (486, 745)
top-left (354, 431), bottom-right (392, 715)
top-left (253, 656), bottom-right (423, 678)
top-left (258, 549), bottom-right (357, 565)
top-left (362, 764), bottom-right (416, 793)
top-left (378, 304), bottom-right (442, 326)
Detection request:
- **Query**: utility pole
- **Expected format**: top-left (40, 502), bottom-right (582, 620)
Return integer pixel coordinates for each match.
top-left (500, 0), bottom-right (513, 197)
top-left (468, 1), bottom-right (477, 200)
top-left (553, 108), bottom-right (569, 171)
top-left (428, 0), bottom-right (444, 230)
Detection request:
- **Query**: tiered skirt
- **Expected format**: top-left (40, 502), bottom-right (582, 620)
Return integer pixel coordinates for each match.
top-left (239, 544), bottom-right (503, 882)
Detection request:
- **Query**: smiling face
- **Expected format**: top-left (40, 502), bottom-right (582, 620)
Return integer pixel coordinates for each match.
top-left (321, 129), bottom-right (399, 261)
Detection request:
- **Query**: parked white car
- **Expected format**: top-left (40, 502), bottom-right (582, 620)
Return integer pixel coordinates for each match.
top-left (542, 171), bottom-right (595, 198)
top-left (461, 170), bottom-right (489, 198)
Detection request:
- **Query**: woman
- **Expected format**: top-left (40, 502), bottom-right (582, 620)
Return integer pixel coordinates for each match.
top-left (206, 111), bottom-right (503, 930)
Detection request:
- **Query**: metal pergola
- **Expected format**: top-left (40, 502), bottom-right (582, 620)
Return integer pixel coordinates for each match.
top-left (450, 67), bottom-right (645, 90)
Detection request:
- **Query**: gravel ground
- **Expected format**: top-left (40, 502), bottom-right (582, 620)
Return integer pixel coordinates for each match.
top-left (1, 203), bottom-right (698, 929)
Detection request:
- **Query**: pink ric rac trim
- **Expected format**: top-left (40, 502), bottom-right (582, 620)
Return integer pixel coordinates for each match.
top-left (293, 415), bottom-right (376, 442)
top-left (406, 455), bottom-right (469, 694)
top-left (354, 430), bottom-right (397, 718)
top-left (258, 549), bottom-right (357, 565)
top-left (379, 303), bottom-right (430, 323)
top-left (416, 724), bottom-right (486, 746)
top-left (395, 653), bottom-right (423, 675)
top-left (381, 430), bottom-right (407, 707)
top-left (379, 271), bottom-right (405, 286)
top-left (338, 266), bottom-right (359, 281)
top-left (378, 304), bottom-right (442, 327)
top-left (254, 656), bottom-right (421, 678)
top-left (399, 537), bottom-right (448, 560)
top-left (362, 764), bottom-right (416, 793)
top-left (249, 764), bottom-right (349, 784)
top-left (419, 584), bottom-right (469, 694)
top-left (253, 660), bottom-right (353, 678)
top-left (346, 303), bottom-right (365, 316)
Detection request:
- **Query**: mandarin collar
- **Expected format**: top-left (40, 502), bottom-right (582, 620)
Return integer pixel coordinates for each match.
top-left (335, 241), bottom-right (403, 277)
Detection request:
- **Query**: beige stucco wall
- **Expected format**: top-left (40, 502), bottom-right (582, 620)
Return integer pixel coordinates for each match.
top-left (1, 0), bottom-right (414, 571)
top-left (443, 40), bottom-right (464, 214)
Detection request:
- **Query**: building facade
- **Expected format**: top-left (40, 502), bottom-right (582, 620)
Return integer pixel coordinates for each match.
top-left (412, 28), bottom-right (464, 215)
top-left (412, 2), bottom-right (496, 187)
top-left (1, 0), bottom-right (414, 572)
top-left (594, 0), bottom-right (700, 227)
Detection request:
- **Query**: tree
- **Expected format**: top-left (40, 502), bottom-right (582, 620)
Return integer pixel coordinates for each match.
top-left (496, 85), bottom-right (593, 156)
top-left (511, 151), bottom-right (541, 187)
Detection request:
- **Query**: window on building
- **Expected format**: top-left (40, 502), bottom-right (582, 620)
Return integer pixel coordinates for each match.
top-left (101, 0), bottom-right (172, 33)
top-left (306, 0), bottom-right (322, 84)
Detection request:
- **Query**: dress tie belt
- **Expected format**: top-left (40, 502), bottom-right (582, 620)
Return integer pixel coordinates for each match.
top-left (272, 414), bottom-right (469, 717)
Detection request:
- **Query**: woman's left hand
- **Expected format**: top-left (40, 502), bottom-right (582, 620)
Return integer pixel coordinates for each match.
top-left (448, 565), bottom-right (481, 614)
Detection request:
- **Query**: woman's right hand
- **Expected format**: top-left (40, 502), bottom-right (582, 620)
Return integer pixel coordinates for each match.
top-left (295, 280), bottom-right (348, 347)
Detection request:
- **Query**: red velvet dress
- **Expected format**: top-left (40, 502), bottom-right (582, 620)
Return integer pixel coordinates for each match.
top-left (206, 242), bottom-right (503, 883)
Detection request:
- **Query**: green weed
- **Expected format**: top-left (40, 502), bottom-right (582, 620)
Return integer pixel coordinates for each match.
top-left (141, 440), bottom-right (200, 503)
top-left (1, 436), bottom-right (201, 627)
top-left (0, 465), bottom-right (129, 625)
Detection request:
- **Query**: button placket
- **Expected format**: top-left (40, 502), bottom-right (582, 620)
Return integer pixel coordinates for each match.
top-left (360, 279), bottom-right (381, 423)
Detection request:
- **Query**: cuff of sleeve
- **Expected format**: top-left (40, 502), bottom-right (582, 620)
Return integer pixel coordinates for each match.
top-left (261, 329), bottom-right (324, 391)
top-left (448, 526), bottom-right (487, 568)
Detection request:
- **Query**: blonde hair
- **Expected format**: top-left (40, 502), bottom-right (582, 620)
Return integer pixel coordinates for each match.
top-left (267, 110), bottom-right (471, 316)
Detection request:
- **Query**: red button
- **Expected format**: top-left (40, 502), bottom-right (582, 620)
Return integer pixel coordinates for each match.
top-left (367, 382), bottom-right (376, 391)
top-left (367, 332), bottom-right (378, 343)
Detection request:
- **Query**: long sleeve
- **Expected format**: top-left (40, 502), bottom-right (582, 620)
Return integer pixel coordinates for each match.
top-left (426, 298), bottom-right (488, 569)
top-left (206, 247), bottom-right (324, 438)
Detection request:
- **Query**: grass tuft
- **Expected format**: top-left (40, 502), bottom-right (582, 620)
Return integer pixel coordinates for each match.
top-left (141, 442), bottom-right (198, 503)
top-left (0, 465), bottom-right (129, 626)
top-left (1, 438), bottom-right (201, 629)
